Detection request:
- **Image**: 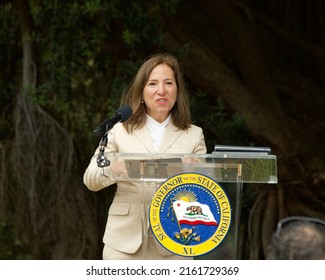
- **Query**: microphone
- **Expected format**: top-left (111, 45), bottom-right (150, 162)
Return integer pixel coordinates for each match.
top-left (92, 105), bottom-right (132, 136)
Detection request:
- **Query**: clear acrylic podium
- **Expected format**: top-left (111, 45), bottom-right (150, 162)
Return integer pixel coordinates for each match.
top-left (103, 148), bottom-right (277, 259)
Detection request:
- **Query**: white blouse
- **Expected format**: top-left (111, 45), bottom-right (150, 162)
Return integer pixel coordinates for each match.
top-left (146, 114), bottom-right (171, 152)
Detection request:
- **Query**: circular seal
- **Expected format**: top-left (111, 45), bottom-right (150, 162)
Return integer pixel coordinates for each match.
top-left (149, 172), bottom-right (231, 257)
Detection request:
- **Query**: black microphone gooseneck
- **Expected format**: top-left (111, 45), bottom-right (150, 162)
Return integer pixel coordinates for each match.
top-left (93, 105), bottom-right (133, 168)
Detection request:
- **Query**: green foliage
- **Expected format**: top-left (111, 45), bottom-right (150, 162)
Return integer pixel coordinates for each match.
top-left (122, 29), bottom-right (139, 48)
top-left (190, 91), bottom-right (254, 151)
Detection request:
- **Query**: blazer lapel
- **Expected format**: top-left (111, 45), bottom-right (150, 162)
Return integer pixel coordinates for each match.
top-left (133, 125), bottom-right (155, 153)
top-left (158, 122), bottom-right (184, 153)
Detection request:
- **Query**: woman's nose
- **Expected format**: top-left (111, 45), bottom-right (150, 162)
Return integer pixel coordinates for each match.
top-left (157, 84), bottom-right (165, 94)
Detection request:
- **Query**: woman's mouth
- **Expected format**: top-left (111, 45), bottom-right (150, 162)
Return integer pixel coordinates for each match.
top-left (156, 98), bottom-right (168, 103)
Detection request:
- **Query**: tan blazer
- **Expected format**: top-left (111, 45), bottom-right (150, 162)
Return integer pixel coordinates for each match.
top-left (83, 121), bottom-right (207, 255)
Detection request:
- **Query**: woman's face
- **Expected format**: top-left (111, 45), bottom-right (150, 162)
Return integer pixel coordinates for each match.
top-left (143, 63), bottom-right (177, 123)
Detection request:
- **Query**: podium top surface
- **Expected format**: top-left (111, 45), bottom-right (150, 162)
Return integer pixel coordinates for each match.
top-left (102, 152), bottom-right (278, 184)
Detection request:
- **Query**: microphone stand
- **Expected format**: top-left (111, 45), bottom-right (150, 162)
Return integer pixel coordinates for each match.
top-left (96, 131), bottom-right (110, 168)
